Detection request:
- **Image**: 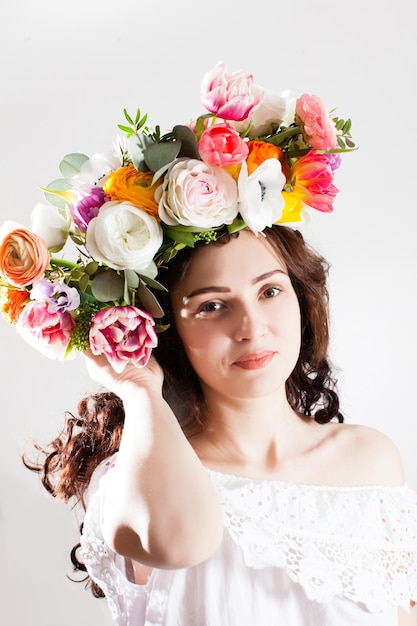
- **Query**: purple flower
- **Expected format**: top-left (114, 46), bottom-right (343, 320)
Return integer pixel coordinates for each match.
top-left (70, 187), bottom-right (108, 232)
top-left (31, 278), bottom-right (80, 313)
top-left (326, 152), bottom-right (342, 172)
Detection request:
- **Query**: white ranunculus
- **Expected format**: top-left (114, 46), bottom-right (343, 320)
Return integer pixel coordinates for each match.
top-left (237, 159), bottom-right (286, 234)
top-left (31, 203), bottom-right (70, 252)
top-left (86, 201), bottom-right (163, 271)
top-left (71, 149), bottom-right (122, 192)
top-left (156, 158), bottom-right (238, 228)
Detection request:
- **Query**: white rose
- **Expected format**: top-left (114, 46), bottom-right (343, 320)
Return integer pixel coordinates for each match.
top-left (156, 158), bottom-right (238, 228)
top-left (86, 200), bottom-right (163, 271)
top-left (237, 159), bottom-right (286, 234)
top-left (31, 203), bottom-right (70, 252)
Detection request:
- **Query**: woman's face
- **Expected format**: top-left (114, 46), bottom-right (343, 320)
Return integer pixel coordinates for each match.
top-left (171, 230), bottom-right (301, 402)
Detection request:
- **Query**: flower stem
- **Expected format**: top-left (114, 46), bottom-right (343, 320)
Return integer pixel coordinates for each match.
top-left (50, 258), bottom-right (78, 270)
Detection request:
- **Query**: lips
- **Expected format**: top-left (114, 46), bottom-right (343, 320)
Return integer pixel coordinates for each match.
top-left (233, 351), bottom-right (275, 370)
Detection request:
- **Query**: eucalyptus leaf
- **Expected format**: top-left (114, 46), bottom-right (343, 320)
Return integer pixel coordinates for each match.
top-left (138, 281), bottom-right (165, 318)
top-left (144, 141), bottom-right (181, 172)
top-left (129, 134), bottom-right (153, 171)
top-left (59, 153), bottom-right (89, 179)
top-left (136, 272), bottom-right (167, 292)
top-left (44, 178), bottom-right (73, 209)
top-left (173, 125), bottom-right (200, 159)
top-left (124, 268), bottom-right (139, 288)
top-left (91, 270), bottom-right (124, 302)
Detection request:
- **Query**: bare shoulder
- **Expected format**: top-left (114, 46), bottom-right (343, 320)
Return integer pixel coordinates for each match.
top-left (326, 422), bottom-right (405, 487)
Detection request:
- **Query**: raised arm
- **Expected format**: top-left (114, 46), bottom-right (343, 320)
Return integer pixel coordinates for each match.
top-left (84, 352), bottom-right (223, 569)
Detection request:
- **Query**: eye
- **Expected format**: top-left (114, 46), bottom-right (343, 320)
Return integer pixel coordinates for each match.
top-left (261, 286), bottom-right (281, 299)
top-left (196, 300), bottom-right (224, 316)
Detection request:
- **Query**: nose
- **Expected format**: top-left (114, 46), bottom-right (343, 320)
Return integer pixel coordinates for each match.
top-left (232, 302), bottom-right (267, 342)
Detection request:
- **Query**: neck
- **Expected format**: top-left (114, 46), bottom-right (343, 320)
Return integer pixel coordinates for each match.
top-left (193, 387), bottom-right (311, 474)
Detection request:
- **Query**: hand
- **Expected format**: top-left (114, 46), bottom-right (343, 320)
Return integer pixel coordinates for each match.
top-left (83, 351), bottom-right (164, 397)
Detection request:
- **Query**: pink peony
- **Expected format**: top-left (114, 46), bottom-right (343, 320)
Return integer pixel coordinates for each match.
top-left (201, 62), bottom-right (263, 122)
top-left (198, 122), bottom-right (249, 167)
top-left (16, 300), bottom-right (75, 360)
top-left (89, 305), bottom-right (158, 372)
top-left (295, 94), bottom-right (338, 151)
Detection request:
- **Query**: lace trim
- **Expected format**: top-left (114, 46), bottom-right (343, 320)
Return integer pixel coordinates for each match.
top-left (80, 460), bottom-right (146, 625)
top-left (207, 469), bottom-right (417, 611)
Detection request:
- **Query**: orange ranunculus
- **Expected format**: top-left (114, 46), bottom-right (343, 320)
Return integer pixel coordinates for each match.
top-left (0, 287), bottom-right (28, 324)
top-left (103, 164), bottom-right (162, 218)
top-left (0, 228), bottom-right (49, 288)
top-left (246, 141), bottom-right (290, 179)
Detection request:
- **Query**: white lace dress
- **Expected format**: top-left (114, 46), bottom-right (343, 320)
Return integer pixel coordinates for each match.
top-left (80, 458), bottom-right (417, 625)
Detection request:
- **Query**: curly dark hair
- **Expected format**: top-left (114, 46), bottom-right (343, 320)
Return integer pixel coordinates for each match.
top-left (23, 224), bottom-right (343, 597)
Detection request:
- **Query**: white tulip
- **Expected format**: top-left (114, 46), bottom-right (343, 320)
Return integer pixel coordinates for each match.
top-left (30, 203), bottom-right (70, 252)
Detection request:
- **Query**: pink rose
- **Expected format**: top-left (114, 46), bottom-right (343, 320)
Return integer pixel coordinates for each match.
top-left (198, 122), bottom-right (249, 167)
top-left (201, 61), bottom-right (263, 122)
top-left (89, 305), bottom-right (158, 372)
top-left (295, 94), bottom-right (338, 151)
top-left (16, 300), bottom-right (75, 360)
top-left (156, 158), bottom-right (238, 228)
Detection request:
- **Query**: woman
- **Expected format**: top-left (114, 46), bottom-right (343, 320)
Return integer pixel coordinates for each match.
top-left (29, 225), bottom-right (417, 625)
top-left (9, 62), bottom-right (416, 624)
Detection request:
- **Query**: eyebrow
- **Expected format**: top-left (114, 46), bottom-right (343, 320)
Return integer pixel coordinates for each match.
top-left (184, 269), bottom-right (288, 299)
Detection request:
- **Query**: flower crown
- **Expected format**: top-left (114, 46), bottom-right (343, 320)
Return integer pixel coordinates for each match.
top-left (0, 61), bottom-right (355, 372)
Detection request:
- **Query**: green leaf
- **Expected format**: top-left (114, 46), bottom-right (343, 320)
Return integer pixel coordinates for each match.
top-left (334, 118), bottom-right (345, 131)
top-left (345, 137), bottom-right (356, 148)
top-left (79, 273), bottom-right (90, 292)
top-left (123, 108), bottom-right (134, 125)
top-left (84, 261), bottom-right (99, 276)
top-left (129, 134), bottom-right (152, 171)
top-left (162, 225), bottom-right (197, 247)
top-left (144, 141), bottom-right (181, 172)
top-left (136, 272), bottom-right (167, 291)
top-left (43, 178), bottom-right (73, 209)
top-left (118, 124), bottom-right (134, 135)
top-left (125, 269), bottom-right (140, 289)
top-left (91, 270), bottom-right (124, 302)
top-left (173, 125), bottom-right (200, 159)
top-left (337, 136), bottom-right (346, 149)
top-left (59, 153), bottom-right (89, 179)
top-left (138, 280), bottom-right (165, 318)
top-left (342, 119), bottom-right (352, 134)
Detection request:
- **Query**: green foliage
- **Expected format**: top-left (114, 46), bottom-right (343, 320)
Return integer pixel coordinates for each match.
top-left (91, 270), bottom-right (124, 302)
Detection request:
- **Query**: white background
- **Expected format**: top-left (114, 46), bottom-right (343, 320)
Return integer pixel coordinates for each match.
top-left (1, 1), bottom-right (416, 624)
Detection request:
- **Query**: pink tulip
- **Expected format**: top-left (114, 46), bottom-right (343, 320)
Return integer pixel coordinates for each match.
top-left (290, 151), bottom-right (338, 213)
top-left (89, 305), bottom-right (158, 372)
top-left (198, 122), bottom-right (249, 167)
top-left (17, 300), bottom-right (75, 360)
top-left (201, 62), bottom-right (263, 122)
